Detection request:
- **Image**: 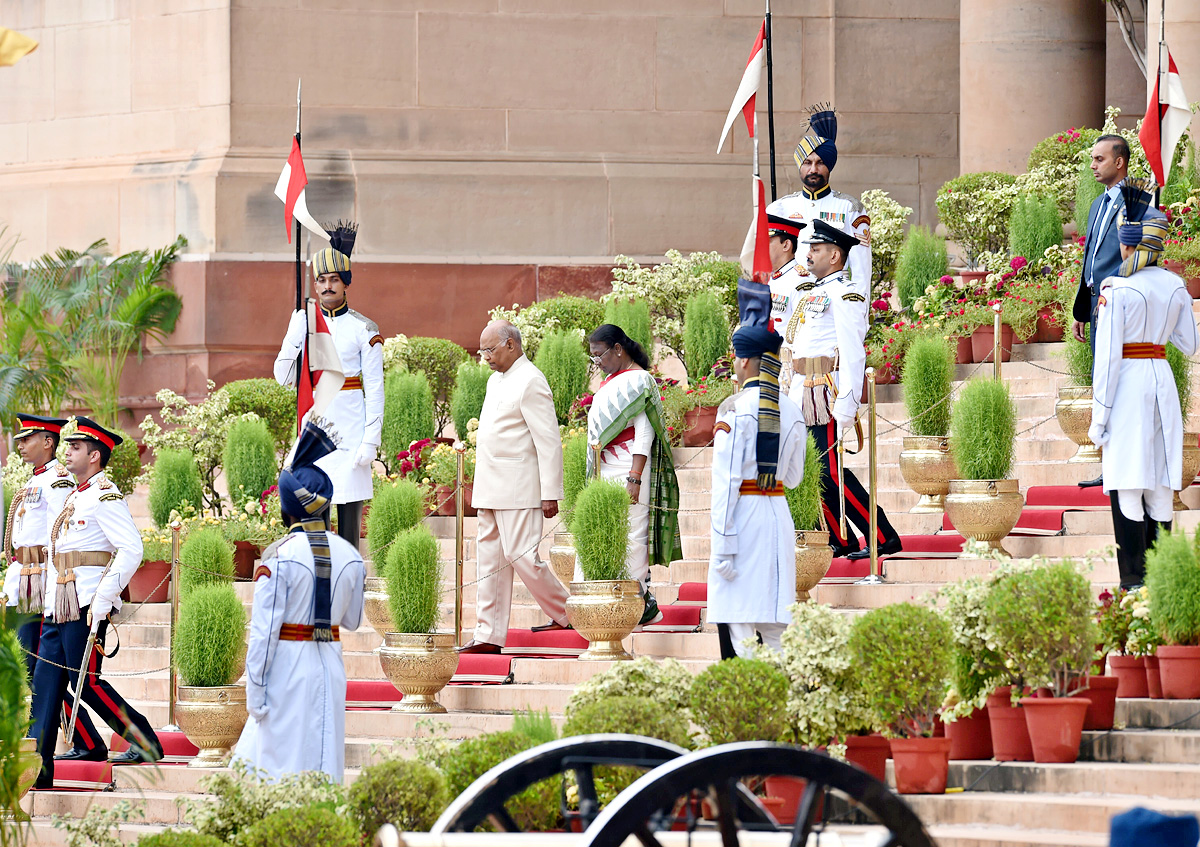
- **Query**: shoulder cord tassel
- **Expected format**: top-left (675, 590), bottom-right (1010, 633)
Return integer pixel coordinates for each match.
top-left (50, 504), bottom-right (80, 623)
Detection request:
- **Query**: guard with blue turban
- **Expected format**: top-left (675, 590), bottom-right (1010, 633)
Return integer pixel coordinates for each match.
top-left (233, 421), bottom-right (366, 783)
top-left (1109, 808), bottom-right (1198, 847)
top-left (1090, 180), bottom-right (1199, 589)
top-left (708, 277), bottom-right (808, 657)
top-left (767, 104), bottom-right (873, 301)
top-left (274, 220), bottom-right (384, 552)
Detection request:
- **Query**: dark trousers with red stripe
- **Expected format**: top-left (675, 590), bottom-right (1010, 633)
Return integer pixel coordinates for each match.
top-left (18, 617), bottom-right (99, 755)
top-left (810, 420), bottom-right (899, 553)
top-left (31, 608), bottom-right (162, 783)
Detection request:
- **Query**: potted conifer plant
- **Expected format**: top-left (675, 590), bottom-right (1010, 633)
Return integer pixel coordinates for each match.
top-left (898, 335), bottom-right (957, 513)
top-left (1146, 528), bottom-right (1200, 699)
top-left (377, 524), bottom-right (458, 713)
top-left (1166, 345), bottom-right (1199, 510)
top-left (1054, 327), bottom-right (1101, 463)
top-left (550, 432), bottom-right (589, 588)
top-left (566, 478), bottom-right (641, 661)
top-left (222, 418), bottom-right (279, 577)
top-left (784, 434), bottom-right (832, 602)
top-left (945, 379), bottom-right (1023, 556)
top-left (363, 478), bottom-right (427, 641)
top-left (849, 603), bottom-right (954, 794)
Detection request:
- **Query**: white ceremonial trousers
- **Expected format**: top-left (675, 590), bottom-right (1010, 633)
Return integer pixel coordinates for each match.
top-left (707, 383), bottom-right (806, 626)
top-left (233, 527), bottom-right (366, 783)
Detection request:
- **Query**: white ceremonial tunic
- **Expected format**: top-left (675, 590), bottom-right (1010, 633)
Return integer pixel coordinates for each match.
top-left (44, 471), bottom-right (143, 619)
top-left (233, 527), bottom-right (366, 783)
top-left (1092, 265), bottom-right (1200, 493)
top-left (707, 383), bottom-right (806, 625)
top-left (274, 305), bottom-right (384, 503)
top-left (768, 188), bottom-right (873, 301)
top-left (2, 459), bottom-right (73, 607)
top-left (786, 270), bottom-right (868, 423)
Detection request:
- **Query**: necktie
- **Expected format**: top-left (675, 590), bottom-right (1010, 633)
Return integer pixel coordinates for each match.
top-left (1088, 194), bottom-right (1112, 288)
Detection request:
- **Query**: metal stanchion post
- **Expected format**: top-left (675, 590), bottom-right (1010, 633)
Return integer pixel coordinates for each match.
top-left (590, 442), bottom-right (602, 479)
top-left (162, 520), bottom-right (182, 732)
top-left (856, 368), bottom-right (885, 585)
top-left (993, 303), bottom-right (1003, 381)
top-left (454, 441), bottom-right (466, 649)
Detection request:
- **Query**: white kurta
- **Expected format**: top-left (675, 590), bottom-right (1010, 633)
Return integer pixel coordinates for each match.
top-left (1092, 265), bottom-right (1200, 493)
top-left (707, 383), bottom-right (806, 625)
top-left (3, 459), bottom-right (73, 607)
top-left (274, 305), bottom-right (384, 503)
top-left (233, 527), bottom-right (366, 783)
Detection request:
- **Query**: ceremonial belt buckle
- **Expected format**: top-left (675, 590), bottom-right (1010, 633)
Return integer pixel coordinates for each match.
top-left (14, 546), bottom-right (46, 565)
top-left (279, 623), bottom-right (341, 642)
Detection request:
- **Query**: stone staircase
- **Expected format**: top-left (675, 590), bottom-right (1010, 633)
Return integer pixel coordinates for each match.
top-left (19, 339), bottom-right (1200, 847)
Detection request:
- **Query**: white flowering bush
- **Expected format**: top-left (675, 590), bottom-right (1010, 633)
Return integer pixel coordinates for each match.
top-left (563, 656), bottom-right (694, 721)
top-left (937, 574), bottom-right (1006, 720)
top-left (1124, 586), bottom-right (1161, 657)
top-left (860, 189), bottom-right (913, 290)
top-left (2, 451), bottom-right (32, 500)
top-left (381, 333), bottom-right (410, 374)
top-left (937, 172), bottom-right (1022, 268)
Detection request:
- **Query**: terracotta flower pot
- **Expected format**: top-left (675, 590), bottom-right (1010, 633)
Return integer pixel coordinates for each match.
top-left (682, 405), bottom-right (719, 447)
top-left (232, 541), bottom-right (259, 581)
top-left (125, 560), bottom-right (171, 604)
top-left (761, 776), bottom-right (826, 825)
top-left (844, 733), bottom-right (890, 783)
top-left (1145, 655), bottom-right (1163, 699)
top-left (970, 323), bottom-right (1014, 364)
top-left (1108, 654), bottom-right (1149, 698)
top-left (1068, 675), bottom-right (1119, 731)
top-left (954, 336), bottom-right (974, 364)
top-left (1019, 697), bottom-right (1090, 764)
top-left (873, 365), bottom-right (898, 385)
top-left (986, 686), bottom-right (1034, 762)
top-left (431, 483), bottom-right (477, 517)
top-left (1033, 307), bottom-right (1065, 343)
top-left (1156, 645), bottom-right (1200, 699)
top-left (889, 736), bottom-right (952, 794)
top-left (1165, 259), bottom-right (1200, 298)
top-left (946, 705), bottom-right (992, 760)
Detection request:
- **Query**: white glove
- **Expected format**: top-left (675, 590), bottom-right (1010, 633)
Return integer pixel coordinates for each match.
top-left (711, 558), bottom-right (737, 581)
top-left (354, 443), bottom-right (377, 468)
top-left (1088, 422), bottom-right (1110, 448)
top-left (248, 700), bottom-right (268, 722)
top-left (833, 408), bottom-right (856, 437)
top-left (283, 309), bottom-right (307, 349)
top-left (89, 595), bottom-right (115, 624)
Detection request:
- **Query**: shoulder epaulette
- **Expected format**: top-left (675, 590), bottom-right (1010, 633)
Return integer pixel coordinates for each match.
top-left (99, 492), bottom-right (124, 502)
top-left (51, 479), bottom-right (73, 489)
top-left (99, 479), bottom-right (113, 490)
top-left (261, 537), bottom-right (286, 563)
top-left (842, 292), bottom-right (865, 302)
top-left (347, 309), bottom-right (380, 337)
top-left (56, 466), bottom-right (70, 478)
top-left (717, 391), bottom-right (746, 417)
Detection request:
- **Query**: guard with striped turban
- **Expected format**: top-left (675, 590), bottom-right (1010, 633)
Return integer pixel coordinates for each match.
top-left (234, 420), bottom-right (366, 783)
top-left (1089, 181), bottom-right (1199, 589)
top-left (274, 221), bottom-right (384, 551)
top-left (708, 277), bottom-right (807, 658)
top-left (767, 104), bottom-right (873, 301)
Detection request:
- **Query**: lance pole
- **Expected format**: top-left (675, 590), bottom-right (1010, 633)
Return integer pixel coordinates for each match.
top-left (454, 441), bottom-right (466, 648)
top-left (162, 520), bottom-right (182, 732)
top-left (294, 79), bottom-right (303, 312)
top-left (857, 369), bottom-right (884, 585)
top-left (993, 303), bottom-right (1003, 381)
top-left (764, 0), bottom-right (777, 200)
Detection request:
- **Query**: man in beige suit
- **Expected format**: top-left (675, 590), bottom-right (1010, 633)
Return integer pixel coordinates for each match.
top-left (459, 320), bottom-right (572, 654)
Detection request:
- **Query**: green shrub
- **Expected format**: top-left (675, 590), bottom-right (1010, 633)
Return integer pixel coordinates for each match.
top-left (512, 707), bottom-right (559, 746)
top-left (1168, 342), bottom-right (1193, 419)
top-left (438, 731), bottom-right (560, 832)
top-left (1063, 324), bottom-right (1092, 387)
top-left (178, 526), bottom-right (235, 596)
top-left (106, 432), bottom-right (142, 496)
top-left (784, 433), bottom-right (823, 531)
top-left (1161, 137), bottom-right (1199, 207)
top-left (563, 695), bottom-right (692, 748)
top-left (562, 433), bottom-right (588, 515)
top-left (936, 171), bottom-right (1020, 267)
top-left (688, 658), bottom-right (789, 745)
top-left (450, 359), bottom-right (491, 440)
top-left (534, 329), bottom-right (590, 426)
top-left (148, 449), bottom-right (204, 529)
top-left (1008, 193), bottom-right (1063, 261)
top-left (173, 584), bottom-right (245, 687)
top-left (985, 561), bottom-right (1098, 695)
top-left (949, 378), bottom-right (1016, 480)
top-left (367, 479), bottom-right (426, 575)
top-left (1147, 528), bottom-right (1200, 646)
top-left (683, 291), bottom-right (729, 383)
top-left (603, 298), bottom-right (653, 361)
top-left (240, 805), bottom-right (358, 847)
top-left (895, 225), bottom-right (949, 309)
top-left (380, 371), bottom-right (435, 475)
top-left (564, 656), bottom-right (694, 721)
top-left (136, 832), bottom-right (226, 847)
top-left (1075, 156), bottom-right (1107, 237)
top-left (570, 478), bottom-right (630, 581)
top-left (902, 335), bottom-right (954, 437)
top-left (535, 294), bottom-right (606, 338)
top-left (224, 378), bottom-right (296, 457)
top-left (0, 617), bottom-right (31, 821)
top-left (849, 602), bottom-right (952, 736)
top-left (223, 418), bottom-right (277, 510)
top-left (385, 525), bottom-right (442, 633)
top-left (395, 337), bottom-right (469, 436)
top-left (347, 758), bottom-right (449, 836)
top-left (693, 258), bottom-right (742, 329)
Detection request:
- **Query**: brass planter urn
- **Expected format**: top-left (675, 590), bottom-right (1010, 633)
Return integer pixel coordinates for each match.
top-left (378, 632), bottom-right (459, 714)
top-left (794, 530), bottom-right (833, 602)
top-left (944, 479), bottom-right (1025, 557)
top-left (1175, 432), bottom-right (1200, 511)
top-left (176, 684), bottom-right (249, 767)
top-left (17, 737), bottom-right (38, 801)
top-left (363, 576), bottom-right (395, 640)
top-left (1055, 386), bottom-right (1102, 463)
top-left (566, 579), bottom-right (642, 661)
top-left (899, 436), bottom-right (957, 513)
top-left (549, 531), bottom-right (576, 588)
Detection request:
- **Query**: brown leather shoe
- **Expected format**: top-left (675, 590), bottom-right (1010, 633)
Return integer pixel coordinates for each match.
top-left (457, 640), bottom-right (502, 654)
top-left (530, 621), bottom-right (571, 633)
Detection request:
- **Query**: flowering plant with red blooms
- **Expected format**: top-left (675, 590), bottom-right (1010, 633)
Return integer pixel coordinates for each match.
top-left (1095, 587), bottom-right (1133, 655)
top-left (1163, 199), bottom-right (1200, 275)
top-left (566, 392), bottom-right (594, 427)
top-left (395, 438), bottom-right (434, 480)
top-left (657, 365), bottom-right (737, 445)
top-left (259, 484), bottom-right (279, 518)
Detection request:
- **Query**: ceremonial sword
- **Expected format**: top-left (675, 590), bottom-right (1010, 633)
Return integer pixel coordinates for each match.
top-left (65, 556), bottom-right (117, 746)
top-left (837, 428), bottom-right (847, 540)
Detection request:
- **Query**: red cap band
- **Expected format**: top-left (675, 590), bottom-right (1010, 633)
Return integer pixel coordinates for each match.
top-left (75, 424), bottom-right (116, 450)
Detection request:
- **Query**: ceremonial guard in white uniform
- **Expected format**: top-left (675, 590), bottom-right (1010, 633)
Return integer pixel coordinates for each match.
top-left (3, 414), bottom-right (103, 762)
top-left (709, 280), bottom-right (806, 656)
top-left (233, 421), bottom-right (366, 783)
top-left (275, 221), bottom-right (384, 551)
top-left (1089, 182), bottom-right (1200, 589)
top-left (788, 219), bottom-right (901, 560)
top-left (766, 212), bottom-right (803, 391)
top-left (30, 418), bottom-right (162, 788)
top-left (767, 105), bottom-right (872, 301)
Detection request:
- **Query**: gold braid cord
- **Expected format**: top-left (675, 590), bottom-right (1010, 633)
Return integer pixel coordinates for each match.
top-left (3, 488), bottom-right (26, 563)
top-left (49, 500), bottom-right (79, 623)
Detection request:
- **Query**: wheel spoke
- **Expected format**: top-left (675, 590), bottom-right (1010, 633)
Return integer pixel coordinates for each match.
top-left (487, 806), bottom-right (521, 833)
top-left (633, 822), bottom-right (665, 847)
top-left (713, 779), bottom-right (741, 847)
top-left (575, 763), bottom-right (601, 828)
top-left (789, 781), bottom-right (823, 847)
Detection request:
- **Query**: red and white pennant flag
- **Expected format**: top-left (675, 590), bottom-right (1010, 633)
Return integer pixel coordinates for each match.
top-left (716, 20), bottom-right (765, 153)
top-left (274, 137), bottom-right (328, 243)
top-left (1140, 47), bottom-right (1191, 187)
top-left (739, 175), bottom-right (772, 284)
top-left (296, 299), bottom-right (344, 436)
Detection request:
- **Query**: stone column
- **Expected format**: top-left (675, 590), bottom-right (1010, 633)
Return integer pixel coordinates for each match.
top-left (960, 0), bottom-right (1107, 174)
